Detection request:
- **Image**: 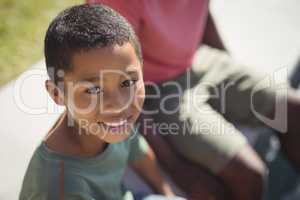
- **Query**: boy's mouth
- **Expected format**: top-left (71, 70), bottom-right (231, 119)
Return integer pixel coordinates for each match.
top-left (103, 119), bottom-right (127, 127)
top-left (97, 115), bottom-right (133, 132)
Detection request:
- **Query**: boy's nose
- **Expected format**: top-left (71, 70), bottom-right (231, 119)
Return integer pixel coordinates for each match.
top-left (100, 91), bottom-right (131, 114)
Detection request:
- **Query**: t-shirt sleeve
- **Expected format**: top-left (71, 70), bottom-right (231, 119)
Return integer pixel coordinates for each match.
top-left (127, 133), bottom-right (149, 163)
top-left (86, 0), bottom-right (143, 34)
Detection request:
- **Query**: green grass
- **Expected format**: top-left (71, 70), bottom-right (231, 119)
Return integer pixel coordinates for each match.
top-left (0, 0), bottom-right (82, 86)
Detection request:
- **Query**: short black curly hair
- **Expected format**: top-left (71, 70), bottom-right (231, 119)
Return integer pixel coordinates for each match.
top-left (45, 4), bottom-right (142, 84)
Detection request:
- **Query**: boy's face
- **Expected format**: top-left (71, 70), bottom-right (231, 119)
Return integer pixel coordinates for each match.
top-left (52, 42), bottom-right (145, 143)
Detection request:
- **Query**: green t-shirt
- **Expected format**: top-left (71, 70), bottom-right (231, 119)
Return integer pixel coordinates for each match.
top-left (19, 132), bottom-right (149, 200)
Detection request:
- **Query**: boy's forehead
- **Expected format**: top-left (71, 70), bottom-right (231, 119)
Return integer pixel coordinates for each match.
top-left (67, 43), bottom-right (141, 82)
top-left (72, 43), bottom-right (138, 68)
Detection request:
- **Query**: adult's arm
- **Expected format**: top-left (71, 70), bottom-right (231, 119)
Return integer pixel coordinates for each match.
top-left (130, 146), bottom-right (175, 196)
top-left (202, 11), bottom-right (227, 51)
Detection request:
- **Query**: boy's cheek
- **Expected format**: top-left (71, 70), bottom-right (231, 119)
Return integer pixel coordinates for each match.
top-left (66, 91), bottom-right (98, 113)
top-left (75, 117), bottom-right (101, 136)
top-left (66, 99), bottom-right (99, 129)
top-left (136, 81), bottom-right (145, 97)
top-left (132, 90), bottom-right (145, 113)
top-left (135, 82), bottom-right (145, 97)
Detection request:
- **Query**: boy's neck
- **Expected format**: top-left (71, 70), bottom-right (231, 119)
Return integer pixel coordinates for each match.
top-left (44, 111), bottom-right (108, 158)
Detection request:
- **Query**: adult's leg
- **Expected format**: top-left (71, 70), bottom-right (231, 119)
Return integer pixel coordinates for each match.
top-left (283, 59), bottom-right (300, 169)
top-left (164, 92), bottom-right (267, 200)
top-left (138, 112), bottom-right (229, 200)
top-left (188, 45), bottom-right (299, 200)
top-left (198, 47), bottom-right (300, 199)
top-left (140, 46), bottom-right (268, 199)
top-left (275, 91), bottom-right (300, 170)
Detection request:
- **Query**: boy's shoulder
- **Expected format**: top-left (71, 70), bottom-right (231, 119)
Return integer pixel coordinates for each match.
top-left (19, 131), bottom-right (145, 199)
top-left (20, 144), bottom-right (94, 200)
top-left (19, 144), bottom-right (90, 199)
top-left (19, 141), bottom-right (133, 200)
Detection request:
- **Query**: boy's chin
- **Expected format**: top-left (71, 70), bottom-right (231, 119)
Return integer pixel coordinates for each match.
top-left (97, 129), bottom-right (134, 144)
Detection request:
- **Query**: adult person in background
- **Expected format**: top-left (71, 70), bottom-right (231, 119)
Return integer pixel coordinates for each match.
top-left (87, 1), bottom-right (300, 199)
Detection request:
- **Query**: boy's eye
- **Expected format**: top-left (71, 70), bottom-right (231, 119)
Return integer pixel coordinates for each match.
top-left (121, 79), bottom-right (138, 88)
top-left (85, 86), bottom-right (102, 94)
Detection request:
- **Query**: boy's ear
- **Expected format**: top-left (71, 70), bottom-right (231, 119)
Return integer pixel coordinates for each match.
top-left (45, 80), bottom-right (65, 106)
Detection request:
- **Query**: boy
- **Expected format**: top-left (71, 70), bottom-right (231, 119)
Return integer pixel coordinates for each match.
top-left (19, 4), bottom-right (181, 200)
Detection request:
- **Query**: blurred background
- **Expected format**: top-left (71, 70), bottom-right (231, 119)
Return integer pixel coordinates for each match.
top-left (0, 0), bottom-right (300, 199)
top-left (0, 0), bottom-right (81, 86)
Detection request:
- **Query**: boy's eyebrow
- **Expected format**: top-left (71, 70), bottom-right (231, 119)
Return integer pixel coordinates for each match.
top-left (81, 76), bottom-right (101, 82)
top-left (78, 69), bottom-right (139, 83)
top-left (125, 70), bottom-right (139, 76)
top-left (124, 67), bottom-right (140, 76)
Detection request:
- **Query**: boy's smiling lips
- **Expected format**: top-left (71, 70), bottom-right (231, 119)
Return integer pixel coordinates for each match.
top-left (97, 115), bottom-right (134, 128)
top-left (103, 119), bottom-right (127, 127)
